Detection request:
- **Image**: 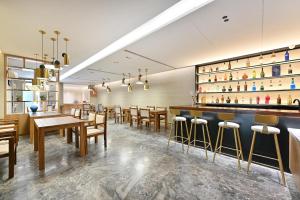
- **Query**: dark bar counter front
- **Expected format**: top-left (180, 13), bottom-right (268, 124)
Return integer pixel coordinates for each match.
top-left (169, 104), bottom-right (300, 172)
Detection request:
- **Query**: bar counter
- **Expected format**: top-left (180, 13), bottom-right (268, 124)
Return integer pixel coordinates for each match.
top-left (170, 105), bottom-right (300, 172)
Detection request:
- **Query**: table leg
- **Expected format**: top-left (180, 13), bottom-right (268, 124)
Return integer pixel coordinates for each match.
top-left (9, 137), bottom-right (14, 178)
top-left (30, 118), bottom-right (34, 144)
top-left (60, 129), bottom-right (65, 137)
top-left (154, 113), bottom-right (158, 132)
top-left (34, 124), bottom-right (38, 151)
top-left (157, 114), bottom-right (161, 130)
top-left (67, 128), bottom-right (73, 144)
top-left (165, 112), bottom-right (168, 129)
top-left (38, 128), bottom-right (45, 170)
top-left (80, 122), bottom-right (87, 156)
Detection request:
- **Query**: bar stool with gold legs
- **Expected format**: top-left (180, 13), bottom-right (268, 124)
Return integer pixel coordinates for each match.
top-left (247, 114), bottom-right (286, 186)
top-left (187, 110), bottom-right (212, 159)
top-left (213, 113), bottom-right (244, 169)
top-left (167, 109), bottom-right (189, 151)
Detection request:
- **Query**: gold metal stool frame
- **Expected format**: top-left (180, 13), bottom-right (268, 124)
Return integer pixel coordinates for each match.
top-left (247, 114), bottom-right (286, 186)
top-left (213, 113), bottom-right (244, 169)
top-left (167, 109), bottom-right (189, 151)
top-left (187, 110), bottom-right (212, 159)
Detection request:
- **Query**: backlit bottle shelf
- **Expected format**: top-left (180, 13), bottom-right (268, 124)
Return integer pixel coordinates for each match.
top-left (197, 88), bottom-right (300, 94)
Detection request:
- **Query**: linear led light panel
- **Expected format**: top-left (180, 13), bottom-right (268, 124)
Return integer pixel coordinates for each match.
top-left (60, 0), bottom-right (214, 80)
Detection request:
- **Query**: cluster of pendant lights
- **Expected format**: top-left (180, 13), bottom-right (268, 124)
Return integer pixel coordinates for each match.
top-left (101, 68), bottom-right (149, 93)
top-left (33, 29), bottom-right (70, 86)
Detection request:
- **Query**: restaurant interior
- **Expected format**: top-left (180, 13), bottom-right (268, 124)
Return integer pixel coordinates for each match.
top-left (1, 0), bottom-right (300, 199)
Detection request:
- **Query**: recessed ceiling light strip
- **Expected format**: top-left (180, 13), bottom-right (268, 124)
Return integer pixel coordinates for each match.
top-left (60, 0), bottom-right (214, 80)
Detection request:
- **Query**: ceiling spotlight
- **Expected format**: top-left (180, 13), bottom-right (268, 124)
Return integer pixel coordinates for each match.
top-left (106, 86), bottom-right (111, 93)
top-left (222, 16), bottom-right (228, 19)
top-left (136, 68), bottom-right (143, 85)
top-left (102, 79), bottom-right (106, 87)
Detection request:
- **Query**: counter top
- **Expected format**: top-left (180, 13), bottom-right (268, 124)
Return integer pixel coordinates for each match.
top-left (288, 128), bottom-right (300, 142)
top-left (28, 112), bottom-right (62, 118)
top-left (169, 105), bottom-right (300, 117)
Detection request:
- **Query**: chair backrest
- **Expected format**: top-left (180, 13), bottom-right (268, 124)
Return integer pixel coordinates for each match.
top-left (254, 114), bottom-right (279, 126)
top-left (0, 120), bottom-right (18, 143)
top-left (88, 112), bottom-right (96, 121)
top-left (140, 109), bottom-right (150, 118)
top-left (170, 109), bottom-right (181, 117)
top-left (218, 113), bottom-right (235, 121)
top-left (74, 109), bottom-right (81, 118)
top-left (147, 106), bottom-right (155, 110)
top-left (115, 106), bottom-right (121, 114)
top-left (97, 104), bottom-right (104, 112)
top-left (190, 110), bottom-right (203, 118)
top-left (156, 107), bottom-right (167, 111)
top-left (96, 114), bottom-right (105, 124)
top-left (130, 105), bottom-right (138, 109)
top-left (130, 108), bottom-right (138, 116)
top-left (70, 108), bottom-right (76, 116)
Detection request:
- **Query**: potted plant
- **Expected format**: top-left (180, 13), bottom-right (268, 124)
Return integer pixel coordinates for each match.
top-left (40, 94), bottom-right (47, 101)
top-left (16, 95), bottom-right (22, 102)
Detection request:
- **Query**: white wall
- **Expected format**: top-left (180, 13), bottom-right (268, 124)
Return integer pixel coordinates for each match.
top-left (63, 84), bottom-right (90, 104)
top-left (95, 67), bottom-right (195, 107)
top-left (0, 52), bottom-right (4, 118)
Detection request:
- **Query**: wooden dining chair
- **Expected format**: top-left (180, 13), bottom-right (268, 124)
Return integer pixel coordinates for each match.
top-left (0, 120), bottom-right (19, 178)
top-left (74, 109), bottom-right (81, 119)
top-left (130, 107), bottom-right (139, 128)
top-left (156, 106), bottom-right (167, 126)
top-left (147, 106), bottom-right (155, 110)
top-left (70, 108), bottom-right (76, 116)
top-left (114, 106), bottom-right (122, 123)
top-left (140, 108), bottom-right (155, 129)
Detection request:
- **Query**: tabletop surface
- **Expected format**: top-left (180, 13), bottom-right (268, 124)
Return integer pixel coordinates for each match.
top-left (288, 128), bottom-right (300, 142)
top-left (34, 116), bottom-right (83, 128)
top-left (28, 112), bottom-right (62, 118)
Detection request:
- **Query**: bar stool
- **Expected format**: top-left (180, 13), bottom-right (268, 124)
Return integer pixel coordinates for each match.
top-left (167, 109), bottom-right (189, 151)
top-left (213, 113), bottom-right (244, 169)
top-left (187, 110), bottom-right (212, 159)
top-left (247, 114), bottom-right (286, 186)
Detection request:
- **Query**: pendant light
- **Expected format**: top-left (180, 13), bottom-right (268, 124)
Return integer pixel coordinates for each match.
top-left (144, 68), bottom-right (149, 90)
top-left (128, 73), bottom-right (132, 92)
top-left (54, 30), bottom-right (61, 70)
top-left (136, 68), bottom-right (143, 84)
top-left (121, 73), bottom-right (127, 87)
top-left (62, 37), bottom-right (70, 66)
top-left (32, 53), bottom-right (41, 86)
top-left (45, 37), bottom-right (56, 70)
top-left (35, 30), bottom-right (49, 80)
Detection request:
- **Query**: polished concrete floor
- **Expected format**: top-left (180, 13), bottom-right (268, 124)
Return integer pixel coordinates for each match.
top-left (0, 121), bottom-right (300, 200)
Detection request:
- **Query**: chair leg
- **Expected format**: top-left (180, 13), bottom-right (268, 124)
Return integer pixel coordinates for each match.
top-left (201, 124), bottom-right (208, 159)
top-left (167, 121), bottom-right (174, 148)
top-left (194, 123), bottom-right (196, 146)
top-left (274, 134), bottom-right (286, 186)
top-left (236, 128), bottom-right (244, 161)
top-left (213, 126), bottom-right (221, 162)
top-left (247, 131), bottom-right (256, 174)
top-left (75, 134), bottom-right (79, 148)
top-left (187, 122), bottom-right (193, 153)
top-left (9, 138), bottom-right (14, 178)
top-left (185, 121), bottom-right (189, 143)
top-left (180, 122), bottom-right (184, 151)
top-left (219, 127), bottom-right (224, 153)
top-left (233, 128), bottom-right (241, 170)
top-left (205, 124), bottom-right (213, 151)
top-left (95, 136), bottom-right (98, 143)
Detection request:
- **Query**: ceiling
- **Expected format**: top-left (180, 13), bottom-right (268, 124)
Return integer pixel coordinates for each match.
top-left (1, 0), bottom-right (300, 85)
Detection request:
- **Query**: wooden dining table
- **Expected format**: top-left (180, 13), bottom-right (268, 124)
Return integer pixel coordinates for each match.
top-left (34, 116), bottom-right (87, 170)
top-left (29, 112), bottom-right (63, 144)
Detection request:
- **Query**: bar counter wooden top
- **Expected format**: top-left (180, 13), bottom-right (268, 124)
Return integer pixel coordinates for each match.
top-left (169, 105), bottom-right (300, 117)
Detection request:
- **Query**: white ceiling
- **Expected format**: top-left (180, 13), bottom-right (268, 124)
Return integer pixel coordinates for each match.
top-left (2, 0), bottom-right (300, 85)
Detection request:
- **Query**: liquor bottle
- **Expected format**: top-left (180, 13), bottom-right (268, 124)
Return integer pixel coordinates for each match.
top-left (222, 86), bottom-right (226, 92)
top-left (271, 52), bottom-right (276, 63)
top-left (214, 75), bottom-right (217, 82)
top-left (278, 80), bottom-right (282, 88)
top-left (237, 81), bottom-right (241, 92)
top-left (259, 55), bottom-right (264, 64)
top-left (221, 95), bottom-right (225, 103)
top-left (228, 61), bottom-right (232, 70)
top-left (265, 94), bottom-right (270, 104)
top-left (234, 96), bottom-right (238, 104)
top-left (226, 96), bottom-right (231, 103)
top-left (216, 97), bottom-right (220, 103)
top-left (290, 78), bottom-right (296, 90)
top-left (252, 70), bottom-right (256, 79)
top-left (228, 85), bottom-right (232, 92)
top-left (216, 85), bottom-right (220, 92)
top-left (224, 73), bottom-right (228, 81)
top-left (202, 67), bottom-right (206, 73)
top-left (208, 74), bottom-right (211, 82)
top-left (288, 64), bottom-right (293, 74)
top-left (242, 73), bottom-right (248, 80)
top-left (210, 67), bottom-right (213, 72)
top-left (229, 72), bottom-right (233, 81)
top-left (277, 95), bottom-right (281, 105)
top-left (250, 97), bottom-right (253, 104)
top-left (256, 96), bottom-right (260, 104)
top-left (269, 80), bottom-right (273, 88)
top-left (244, 82), bottom-right (248, 91)
top-left (288, 94), bottom-right (292, 105)
top-left (285, 50), bottom-right (290, 61)
top-left (216, 66), bottom-right (219, 71)
top-left (252, 82), bottom-right (256, 91)
top-left (260, 82), bottom-right (264, 91)
top-left (260, 68), bottom-right (265, 78)
top-left (198, 86), bottom-right (202, 93)
top-left (236, 72), bottom-right (239, 80)
top-left (246, 58), bottom-right (250, 67)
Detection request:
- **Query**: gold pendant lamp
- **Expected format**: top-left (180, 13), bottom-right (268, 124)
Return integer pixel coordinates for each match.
top-left (128, 73), bottom-right (133, 92)
top-left (54, 30), bottom-right (61, 69)
top-left (144, 68), bottom-right (150, 90)
top-left (34, 30), bottom-right (49, 80)
top-left (62, 37), bottom-right (70, 66)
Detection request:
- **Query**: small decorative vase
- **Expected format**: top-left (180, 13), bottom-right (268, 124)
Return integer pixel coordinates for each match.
top-left (30, 104), bottom-right (38, 113)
